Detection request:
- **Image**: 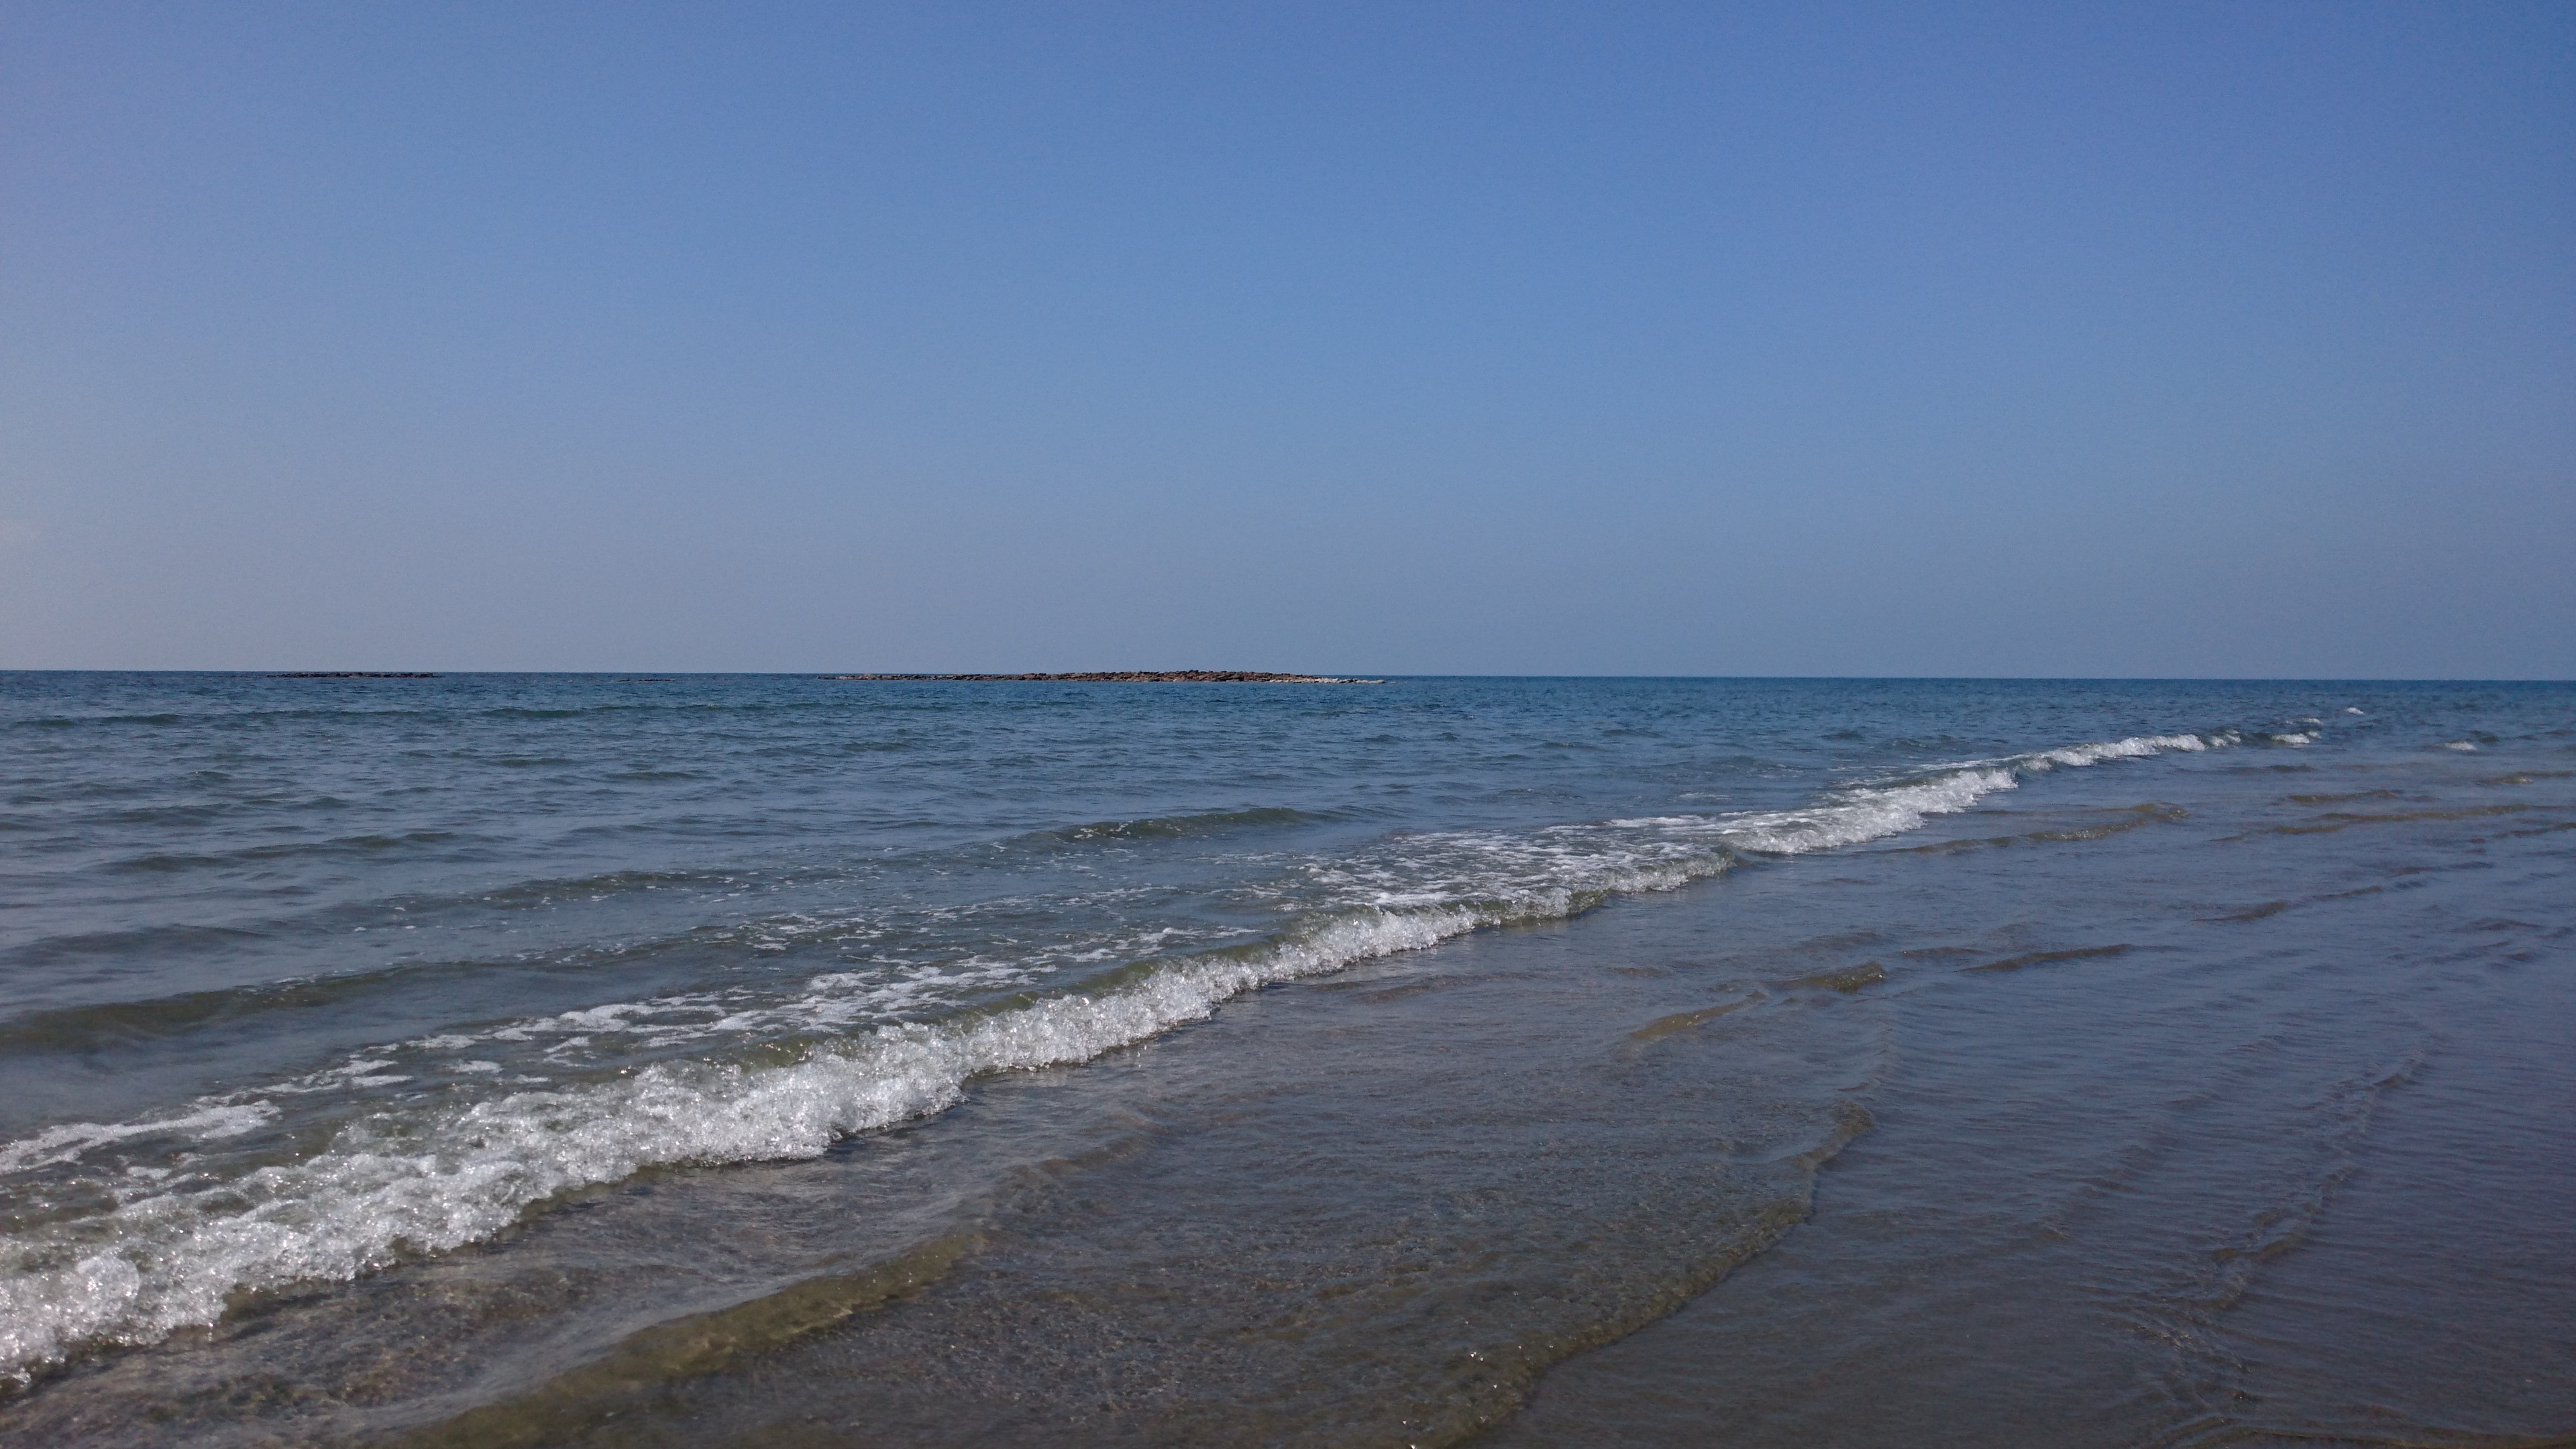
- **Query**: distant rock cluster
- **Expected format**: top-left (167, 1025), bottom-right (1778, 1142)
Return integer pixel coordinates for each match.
top-left (269, 672), bottom-right (441, 679)
top-left (824, 671), bottom-right (1379, 684)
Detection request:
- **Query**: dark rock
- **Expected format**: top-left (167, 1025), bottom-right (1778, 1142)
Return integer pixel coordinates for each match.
top-left (820, 671), bottom-right (1379, 684)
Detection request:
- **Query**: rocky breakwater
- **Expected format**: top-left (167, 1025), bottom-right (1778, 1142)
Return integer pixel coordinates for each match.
top-left (824, 670), bottom-right (1381, 683)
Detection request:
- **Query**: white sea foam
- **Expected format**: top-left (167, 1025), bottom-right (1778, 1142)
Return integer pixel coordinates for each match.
top-left (2025, 733), bottom-right (2208, 769)
top-left (0, 909), bottom-right (1479, 1376)
top-left (0, 1104), bottom-right (277, 1175)
top-left (0, 727), bottom-right (2226, 1379)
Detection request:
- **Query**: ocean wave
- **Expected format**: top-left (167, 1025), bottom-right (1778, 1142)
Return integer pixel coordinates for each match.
top-left (2028, 733), bottom-right (2211, 767)
top-left (1040, 806), bottom-right (1332, 844)
top-left (0, 728), bottom-right (2229, 1380)
top-left (97, 830), bottom-right (488, 876)
top-left (0, 1104), bottom-right (278, 1177)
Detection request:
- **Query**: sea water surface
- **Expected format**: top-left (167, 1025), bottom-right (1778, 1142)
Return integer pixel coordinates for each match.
top-left (0, 675), bottom-right (2567, 1446)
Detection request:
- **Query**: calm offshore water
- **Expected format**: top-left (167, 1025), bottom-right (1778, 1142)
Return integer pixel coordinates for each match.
top-left (0, 674), bottom-right (2567, 1447)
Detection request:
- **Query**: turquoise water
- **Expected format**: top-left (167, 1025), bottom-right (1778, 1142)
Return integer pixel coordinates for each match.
top-left (0, 675), bottom-right (2568, 1445)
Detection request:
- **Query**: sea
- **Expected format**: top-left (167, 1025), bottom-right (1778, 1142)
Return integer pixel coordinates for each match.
top-left (0, 674), bottom-right (2567, 1448)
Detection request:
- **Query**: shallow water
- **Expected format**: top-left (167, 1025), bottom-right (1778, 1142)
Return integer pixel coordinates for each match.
top-left (0, 675), bottom-right (2567, 1445)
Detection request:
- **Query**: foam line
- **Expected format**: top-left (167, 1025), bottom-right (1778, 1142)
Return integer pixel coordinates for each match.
top-left (0, 731), bottom-right (2226, 1378)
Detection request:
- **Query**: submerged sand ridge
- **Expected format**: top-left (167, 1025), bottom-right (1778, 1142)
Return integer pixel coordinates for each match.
top-left (823, 670), bottom-right (1381, 683)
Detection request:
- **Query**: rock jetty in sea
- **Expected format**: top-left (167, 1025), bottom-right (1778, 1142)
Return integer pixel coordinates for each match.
top-left (823, 670), bottom-right (1380, 684)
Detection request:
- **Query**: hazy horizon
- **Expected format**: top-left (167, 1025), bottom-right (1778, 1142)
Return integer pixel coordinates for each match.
top-left (7, 670), bottom-right (2571, 685)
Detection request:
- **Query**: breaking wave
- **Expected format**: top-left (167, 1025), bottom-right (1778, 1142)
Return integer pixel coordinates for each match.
top-left (0, 731), bottom-right (2228, 1379)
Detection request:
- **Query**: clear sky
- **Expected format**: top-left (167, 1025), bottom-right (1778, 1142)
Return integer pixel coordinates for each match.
top-left (2, 1), bottom-right (2569, 676)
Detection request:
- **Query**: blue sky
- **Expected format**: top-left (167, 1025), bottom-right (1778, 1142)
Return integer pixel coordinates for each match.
top-left (3, 1), bottom-right (2569, 675)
